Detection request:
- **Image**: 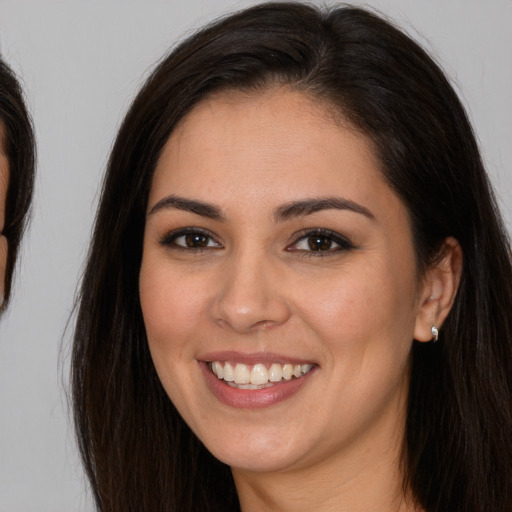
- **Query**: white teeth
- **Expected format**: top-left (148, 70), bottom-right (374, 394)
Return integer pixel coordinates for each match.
top-left (223, 362), bottom-right (234, 382)
top-left (301, 364), bottom-right (313, 374)
top-left (210, 361), bottom-right (314, 387)
top-left (268, 363), bottom-right (283, 382)
top-left (227, 382), bottom-right (274, 390)
top-left (233, 363), bottom-right (250, 384)
top-left (250, 364), bottom-right (269, 385)
top-left (212, 361), bottom-right (223, 379)
top-left (282, 364), bottom-right (293, 380)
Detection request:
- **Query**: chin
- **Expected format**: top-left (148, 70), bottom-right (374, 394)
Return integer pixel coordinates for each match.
top-left (213, 447), bottom-right (299, 474)
top-left (198, 423), bottom-right (306, 474)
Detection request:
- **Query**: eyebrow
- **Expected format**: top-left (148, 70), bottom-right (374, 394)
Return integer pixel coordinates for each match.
top-left (148, 195), bottom-right (224, 219)
top-left (148, 194), bottom-right (374, 222)
top-left (274, 197), bottom-right (375, 221)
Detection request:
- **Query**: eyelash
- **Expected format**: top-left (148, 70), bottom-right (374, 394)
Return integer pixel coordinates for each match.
top-left (159, 227), bottom-right (354, 256)
top-left (159, 228), bottom-right (222, 252)
top-left (286, 228), bottom-right (354, 257)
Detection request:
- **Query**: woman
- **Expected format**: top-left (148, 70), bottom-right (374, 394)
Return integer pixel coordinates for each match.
top-left (0, 58), bottom-right (35, 310)
top-left (72, 3), bottom-right (512, 511)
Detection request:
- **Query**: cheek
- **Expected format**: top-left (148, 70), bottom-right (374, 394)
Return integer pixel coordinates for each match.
top-left (295, 257), bottom-right (418, 366)
top-left (140, 255), bottom-right (206, 340)
top-left (296, 262), bottom-right (416, 426)
top-left (139, 256), bottom-right (206, 409)
top-left (139, 254), bottom-right (222, 402)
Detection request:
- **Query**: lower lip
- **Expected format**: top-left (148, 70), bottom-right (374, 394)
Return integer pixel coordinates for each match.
top-left (199, 362), bottom-right (314, 409)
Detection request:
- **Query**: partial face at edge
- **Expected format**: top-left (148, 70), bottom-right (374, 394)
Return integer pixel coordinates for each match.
top-left (0, 123), bottom-right (9, 306)
top-left (139, 89), bottom-right (435, 475)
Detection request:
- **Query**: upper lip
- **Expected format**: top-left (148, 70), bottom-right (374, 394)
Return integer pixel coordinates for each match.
top-left (197, 351), bottom-right (317, 366)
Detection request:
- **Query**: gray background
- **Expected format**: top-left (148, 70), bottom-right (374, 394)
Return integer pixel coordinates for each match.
top-left (0, 0), bottom-right (510, 510)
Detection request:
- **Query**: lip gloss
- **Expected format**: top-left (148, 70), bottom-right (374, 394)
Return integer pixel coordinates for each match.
top-left (199, 361), bottom-right (315, 409)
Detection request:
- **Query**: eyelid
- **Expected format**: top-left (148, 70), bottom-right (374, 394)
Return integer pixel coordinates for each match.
top-left (286, 228), bottom-right (354, 254)
top-left (159, 227), bottom-right (222, 250)
top-left (158, 226), bottom-right (353, 255)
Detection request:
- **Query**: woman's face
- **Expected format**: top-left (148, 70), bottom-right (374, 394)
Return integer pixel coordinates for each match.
top-left (0, 124), bottom-right (9, 305)
top-left (140, 89), bottom-right (429, 475)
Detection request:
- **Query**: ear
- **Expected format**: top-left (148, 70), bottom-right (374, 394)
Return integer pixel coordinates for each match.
top-left (414, 237), bottom-right (463, 342)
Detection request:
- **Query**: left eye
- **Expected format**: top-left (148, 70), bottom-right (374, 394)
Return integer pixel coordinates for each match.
top-left (288, 230), bottom-right (353, 253)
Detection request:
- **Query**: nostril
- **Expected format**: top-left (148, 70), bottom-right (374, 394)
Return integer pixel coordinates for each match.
top-left (209, 256), bottom-right (292, 332)
top-left (213, 314), bottom-right (281, 334)
top-left (210, 289), bottom-right (291, 333)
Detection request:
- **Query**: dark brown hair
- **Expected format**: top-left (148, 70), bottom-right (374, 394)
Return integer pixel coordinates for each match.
top-left (0, 57), bottom-right (35, 306)
top-left (72, 3), bottom-right (512, 511)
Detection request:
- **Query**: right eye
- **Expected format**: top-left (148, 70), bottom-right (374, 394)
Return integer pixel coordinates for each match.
top-left (160, 228), bottom-right (222, 251)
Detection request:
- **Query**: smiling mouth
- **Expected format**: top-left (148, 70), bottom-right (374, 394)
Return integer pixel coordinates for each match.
top-left (209, 361), bottom-right (314, 390)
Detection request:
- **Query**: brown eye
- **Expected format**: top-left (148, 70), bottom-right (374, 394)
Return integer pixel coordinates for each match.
top-left (307, 235), bottom-right (333, 251)
top-left (287, 229), bottom-right (354, 255)
top-left (185, 233), bottom-right (209, 248)
top-left (160, 229), bottom-right (221, 250)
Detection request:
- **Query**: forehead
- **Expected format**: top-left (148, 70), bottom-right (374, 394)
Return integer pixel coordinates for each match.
top-left (151, 88), bottom-right (385, 203)
top-left (174, 87), bottom-right (358, 149)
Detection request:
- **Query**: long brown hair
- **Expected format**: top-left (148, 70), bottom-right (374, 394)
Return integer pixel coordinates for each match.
top-left (72, 3), bottom-right (512, 510)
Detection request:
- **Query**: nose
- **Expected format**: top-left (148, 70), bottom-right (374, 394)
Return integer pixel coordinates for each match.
top-left (210, 251), bottom-right (291, 333)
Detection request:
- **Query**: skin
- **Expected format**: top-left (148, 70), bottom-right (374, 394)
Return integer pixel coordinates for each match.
top-left (139, 89), bottom-right (461, 512)
top-left (0, 123), bottom-right (9, 306)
